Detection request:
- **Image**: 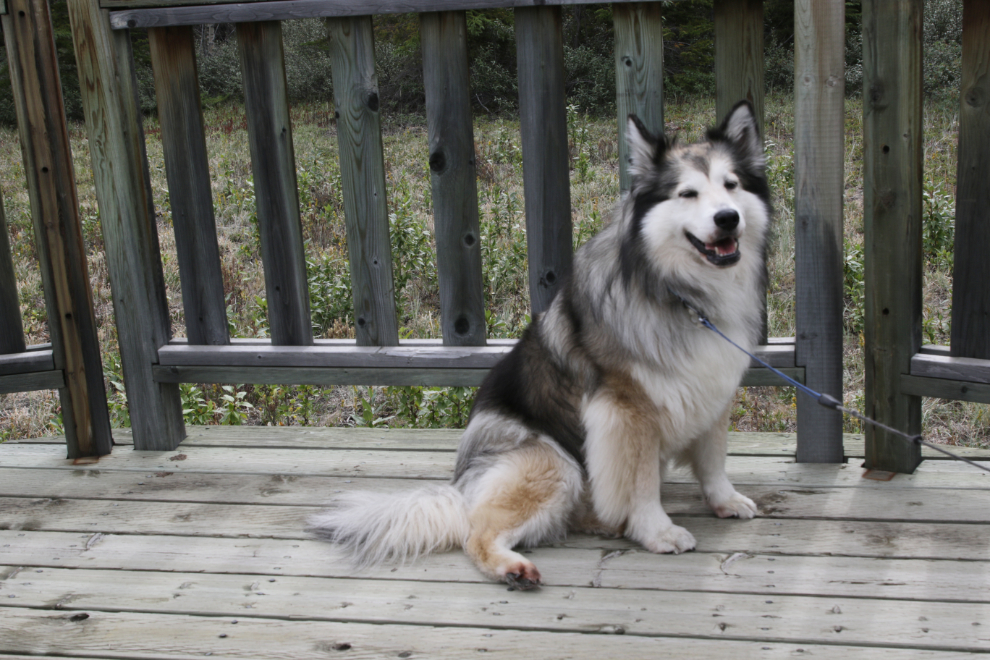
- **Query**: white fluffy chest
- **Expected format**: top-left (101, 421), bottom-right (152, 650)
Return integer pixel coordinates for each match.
top-left (629, 328), bottom-right (750, 443)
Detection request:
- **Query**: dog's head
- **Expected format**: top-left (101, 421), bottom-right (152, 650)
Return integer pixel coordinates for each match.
top-left (621, 101), bottom-right (770, 286)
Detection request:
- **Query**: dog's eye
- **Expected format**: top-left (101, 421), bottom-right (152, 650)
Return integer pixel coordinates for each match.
top-left (678, 190), bottom-right (698, 199)
top-left (725, 181), bottom-right (738, 190)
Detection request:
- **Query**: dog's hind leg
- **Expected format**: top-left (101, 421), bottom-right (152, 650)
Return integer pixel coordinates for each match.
top-left (688, 404), bottom-right (758, 519)
top-left (583, 387), bottom-right (696, 554)
top-left (461, 439), bottom-right (582, 590)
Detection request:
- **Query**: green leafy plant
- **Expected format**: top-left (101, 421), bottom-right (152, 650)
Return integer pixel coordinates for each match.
top-left (218, 385), bottom-right (254, 425)
top-left (180, 384), bottom-right (216, 425)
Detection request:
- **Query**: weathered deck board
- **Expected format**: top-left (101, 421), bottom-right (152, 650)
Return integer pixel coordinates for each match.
top-left (3, 607), bottom-right (972, 660)
top-left (3, 485), bottom-right (990, 539)
top-left (1, 428), bottom-right (988, 658)
top-left (4, 442), bottom-right (989, 487)
top-left (14, 426), bottom-right (990, 461)
top-left (4, 567), bottom-right (989, 651)
top-left (2, 495), bottom-right (986, 560)
top-left (2, 531), bottom-right (988, 604)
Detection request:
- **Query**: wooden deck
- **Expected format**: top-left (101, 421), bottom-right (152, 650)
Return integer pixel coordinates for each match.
top-left (1, 427), bottom-right (989, 658)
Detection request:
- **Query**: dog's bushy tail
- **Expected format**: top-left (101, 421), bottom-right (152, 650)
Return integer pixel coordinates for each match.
top-left (308, 484), bottom-right (470, 567)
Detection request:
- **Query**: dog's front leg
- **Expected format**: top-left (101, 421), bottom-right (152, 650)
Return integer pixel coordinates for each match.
top-left (690, 404), bottom-right (758, 519)
top-left (583, 392), bottom-right (696, 554)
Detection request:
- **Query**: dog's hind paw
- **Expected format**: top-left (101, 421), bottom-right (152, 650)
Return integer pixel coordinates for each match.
top-left (711, 491), bottom-right (758, 519)
top-left (642, 524), bottom-right (696, 554)
top-left (503, 563), bottom-right (542, 591)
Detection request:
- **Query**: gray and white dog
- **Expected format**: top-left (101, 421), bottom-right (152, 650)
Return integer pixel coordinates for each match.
top-left (310, 100), bottom-right (770, 590)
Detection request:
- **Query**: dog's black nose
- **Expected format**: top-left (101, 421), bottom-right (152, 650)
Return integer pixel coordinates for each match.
top-left (714, 209), bottom-right (739, 231)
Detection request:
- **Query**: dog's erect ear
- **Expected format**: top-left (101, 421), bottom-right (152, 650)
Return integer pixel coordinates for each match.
top-left (626, 115), bottom-right (665, 180)
top-left (715, 100), bottom-right (764, 169)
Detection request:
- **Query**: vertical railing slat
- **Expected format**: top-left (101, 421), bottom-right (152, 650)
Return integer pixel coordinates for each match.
top-left (714, 0), bottom-right (765, 137)
top-left (149, 25), bottom-right (230, 346)
top-left (514, 6), bottom-right (572, 316)
top-left (613, 2), bottom-right (664, 194)
top-left (793, 0), bottom-right (844, 463)
top-left (5, 0), bottom-right (113, 457)
top-left (950, 0), bottom-right (990, 360)
top-left (326, 16), bottom-right (399, 347)
top-left (713, 0), bottom-right (766, 344)
top-left (237, 21), bottom-right (313, 347)
top-left (0, 189), bottom-right (26, 355)
top-left (420, 11), bottom-right (486, 347)
top-left (67, 0), bottom-right (184, 451)
top-left (862, 0), bottom-right (923, 473)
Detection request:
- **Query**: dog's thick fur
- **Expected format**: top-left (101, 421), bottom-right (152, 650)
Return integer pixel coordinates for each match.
top-left (310, 101), bottom-right (770, 590)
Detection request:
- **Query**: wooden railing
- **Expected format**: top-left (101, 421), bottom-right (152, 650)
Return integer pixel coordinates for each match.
top-left (3, 0), bottom-right (983, 472)
top-left (58, 0), bottom-right (836, 456)
top-left (0, 0), bottom-right (112, 457)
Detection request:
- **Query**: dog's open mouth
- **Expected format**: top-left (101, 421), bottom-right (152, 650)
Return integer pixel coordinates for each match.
top-left (686, 232), bottom-right (740, 266)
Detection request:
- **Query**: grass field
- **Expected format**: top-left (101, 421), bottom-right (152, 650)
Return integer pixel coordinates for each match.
top-left (0, 93), bottom-right (986, 446)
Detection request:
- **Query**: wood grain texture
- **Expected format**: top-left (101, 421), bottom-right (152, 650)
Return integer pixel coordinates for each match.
top-left (148, 25), bottom-right (229, 346)
top-left (237, 21), bottom-right (312, 347)
top-left (713, 0), bottom-right (766, 344)
top-left (5, 485), bottom-right (990, 534)
top-left (420, 11), bottom-right (486, 346)
top-left (613, 2), bottom-right (663, 192)
top-left (3, 529), bottom-right (990, 605)
top-left (155, 341), bottom-right (796, 368)
top-left (793, 0), bottom-right (844, 463)
top-left (4, 0), bottom-right (112, 458)
top-left (108, 0), bottom-right (689, 28)
top-left (951, 0), bottom-right (990, 359)
top-left (153, 365), bottom-right (493, 387)
top-left (862, 0), bottom-right (923, 474)
top-left (0, 369), bottom-right (64, 394)
top-left (0, 188), bottom-right (25, 354)
top-left (326, 16), bottom-right (399, 347)
top-left (514, 6), bottom-right (572, 314)
top-left (66, 0), bottom-right (184, 451)
top-left (713, 0), bottom-right (764, 137)
top-left (910, 352), bottom-right (990, 384)
top-left (900, 374), bottom-right (990, 404)
top-left (6, 568), bottom-right (990, 651)
top-left (4, 607), bottom-right (971, 660)
top-left (0, 348), bottom-right (53, 375)
top-left (18, 426), bottom-right (990, 461)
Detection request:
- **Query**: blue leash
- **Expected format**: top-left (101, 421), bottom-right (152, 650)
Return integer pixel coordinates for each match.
top-left (668, 288), bottom-right (990, 474)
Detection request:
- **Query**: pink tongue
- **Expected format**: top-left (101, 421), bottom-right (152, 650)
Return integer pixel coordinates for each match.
top-left (705, 238), bottom-right (737, 255)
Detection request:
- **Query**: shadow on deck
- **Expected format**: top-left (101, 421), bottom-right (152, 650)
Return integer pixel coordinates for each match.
top-left (1, 427), bottom-right (989, 658)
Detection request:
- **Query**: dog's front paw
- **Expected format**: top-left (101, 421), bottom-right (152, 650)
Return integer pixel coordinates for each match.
top-left (710, 491), bottom-right (758, 519)
top-left (642, 524), bottom-right (696, 554)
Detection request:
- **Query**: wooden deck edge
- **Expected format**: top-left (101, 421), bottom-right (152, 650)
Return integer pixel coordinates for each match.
top-left (14, 427), bottom-right (989, 461)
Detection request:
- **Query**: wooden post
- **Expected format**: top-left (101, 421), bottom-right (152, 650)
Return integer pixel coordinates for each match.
top-left (149, 25), bottom-right (229, 346)
top-left (420, 11), bottom-right (486, 347)
top-left (793, 0), bottom-right (844, 463)
top-left (0, 189), bottom-right (25, 355)
top-left (515, 6), bottom-right (572, 315)
top-left (326, 16), bottom-right (399, 347)
top-left (951, 0), bottom-right (990, 360)
top-left (613, 2), bottom-right (664, 193)
top-left (66, 0), bottom-right (185, 451)
top-left (714, 0), bottom-right (764, 137)
top-left (862, 0), bottom-right (923, 473)
top-left (237, 21), bottom-right (313, 347)
top-left (4, 0), bottom-right (112, 457)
